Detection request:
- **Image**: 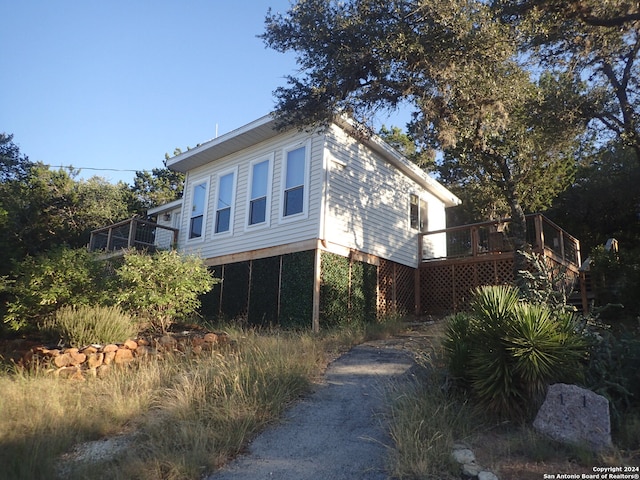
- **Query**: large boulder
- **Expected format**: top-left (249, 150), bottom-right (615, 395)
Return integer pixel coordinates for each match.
top-left (533, 383), bottom-right (612, 451)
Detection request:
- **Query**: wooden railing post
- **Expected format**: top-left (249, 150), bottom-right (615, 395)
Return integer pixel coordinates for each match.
top-left (471, 226), bottom-right (478, 257)
top-left (128, 218), bottom-right (137, 249)
top-left (106, 227), bottom-right (114, 251)
top-left (535, 214), bottom-right (544, 254)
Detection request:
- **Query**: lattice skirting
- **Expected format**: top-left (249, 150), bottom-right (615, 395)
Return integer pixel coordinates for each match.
top-left (378, 259), bottom-right (415, 315)
top-left (419, 258), bottom-right (514, 315)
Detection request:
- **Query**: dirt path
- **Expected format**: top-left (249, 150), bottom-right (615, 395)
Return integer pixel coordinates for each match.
top-left (205, 341), bottom-right (416, 480)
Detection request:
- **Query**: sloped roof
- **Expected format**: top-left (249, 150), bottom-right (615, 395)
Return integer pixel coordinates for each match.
top-left (165, 114), bottom-right (461, 208)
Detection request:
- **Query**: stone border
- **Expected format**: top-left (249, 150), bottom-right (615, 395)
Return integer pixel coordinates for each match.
top-left (19, 331), bottom-right (233, 379)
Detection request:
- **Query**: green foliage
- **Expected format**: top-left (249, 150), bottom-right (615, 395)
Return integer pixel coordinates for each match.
top-left (517, 250), bottom-right (576, 312)
top-left (589, 244), bottom-right (640, 320)
top-left (279, 251), bottom-right (315, 328)
top-left (548, 144), bottom-right (640, 254)
top-left (319, 252), bottom-right (378, 328)
top-left (42, 305), bottom-right (139, 347)
top-left (116, 250), bottom-right (217, 332)
top-left (249, 256), bottom-right (280, 327)
top-left (3, 247), bottom-right (114, 332)
top-left (496, 0), bottom-right (640, 160)
top-left (584, 327), bottom-right (640, 429)
top-left (443, 285), bottom-right (588, 419)
top-left (129, 167), bottom-right (184, 213)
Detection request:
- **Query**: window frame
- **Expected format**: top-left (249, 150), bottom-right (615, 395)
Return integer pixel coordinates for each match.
top-left (213, 167), bottom-right (238, 236)
top-left (245, 154), bottom-right (274, 230)
top-left (279, 140), bottom-right (311, 223)
top-left (187, 178), bottom-right (209, 242)
top-left (409, 192), bottom-right (428, 232)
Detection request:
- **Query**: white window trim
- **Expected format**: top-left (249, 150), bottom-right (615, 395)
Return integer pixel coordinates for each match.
top-left (279, 139), bottom-right (311, 223)
top-left (409, 191), bottom-right (428, 232)
top-left (245, 153), bottom-right (274, 231)
top-left (187, 177), bottom-right (210, 243)
top-left (213, 166), bottom-right (238, 237)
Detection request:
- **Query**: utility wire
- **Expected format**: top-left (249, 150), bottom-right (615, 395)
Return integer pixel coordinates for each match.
top-left (43, 165), bottom-right (140, 172)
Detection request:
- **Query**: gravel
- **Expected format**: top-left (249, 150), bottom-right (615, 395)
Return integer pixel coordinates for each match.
top-left (205, 342), bottom-right (415, 480)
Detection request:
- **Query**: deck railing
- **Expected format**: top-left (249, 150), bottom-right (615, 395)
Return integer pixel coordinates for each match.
top-left (419, 213), bottom-right (581, 269)
top-left (89, 217), bottom-right (179, 254)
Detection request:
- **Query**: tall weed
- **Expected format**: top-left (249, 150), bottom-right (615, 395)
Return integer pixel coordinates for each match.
top-left (387, 351), bottom-right (474, 479)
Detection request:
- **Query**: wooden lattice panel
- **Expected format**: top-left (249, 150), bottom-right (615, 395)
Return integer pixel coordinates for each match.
top-left (453, 263), bottom-right (477, 311)
top-left (377, 259), bottom-right (395, 314)
top-left (377, 260), bottom-right (416, 315)
top-left (395, 263), bottom-right (415, 314)
top-left (494, 259), bottom-right (514, 284)
top-left (419, 257), bottom-right (517, 315)
top-left (419, 263), bottom-right (454, 315)
top-left (477, 261), bottom-right (497, 286)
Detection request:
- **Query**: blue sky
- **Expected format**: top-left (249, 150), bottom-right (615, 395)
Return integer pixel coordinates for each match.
top-left (1, 1), bottom-right (305, 184)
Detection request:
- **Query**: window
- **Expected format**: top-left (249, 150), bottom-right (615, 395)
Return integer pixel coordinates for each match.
top-left (410, 194), bottom-right (428, 232)
top-left (189, 181), bottom-right (207, 239)
top-left (215, 171), bottom-right (236, 234)
top-left (283, 145), bottom-right (307, 217)
top-left (248, 158), bottom-right (271, 226)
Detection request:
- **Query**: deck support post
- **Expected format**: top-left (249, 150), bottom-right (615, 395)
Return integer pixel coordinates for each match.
top-left (312, 248), bottom-right (321, 333)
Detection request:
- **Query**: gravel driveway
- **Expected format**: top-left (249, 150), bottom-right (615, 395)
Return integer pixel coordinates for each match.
top-left (205, 341), bottom-right (416, 480)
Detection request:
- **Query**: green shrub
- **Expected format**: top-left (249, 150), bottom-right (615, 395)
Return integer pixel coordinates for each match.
top-left (584, 327), bottom-right (640, 428)
top-left (3, 247), bottom-right (114, 332)
top-left (43, 304), bottom-right (139, 347)
top-left (116, 250), bottom-right (218, 332)
top-left (590, 245), bottom-right (640, 321)
top-left (443, 285), bottom-right (588, 419)
top-left (442, 312), bottom-right (473, 382)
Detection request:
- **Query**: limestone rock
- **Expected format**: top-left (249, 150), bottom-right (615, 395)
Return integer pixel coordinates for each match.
top-left (452, 448), bottom-right (476, 465)
top-left (86, 352), bottom-right (104, 369)
top-left (533, 383), bottom-right (612, 451)
top-left (479, 471), bottom-right (499, 480)
top-left (463, 462), bottom-right (482, 477)
top-left (103, 351), bottom-right (116, 365)
top-left (203, 333), bottom-right (218, 344)
top-left (114, 348), bottom-right (134, 364)
top-left (123, 339), bottom-right (138, 350)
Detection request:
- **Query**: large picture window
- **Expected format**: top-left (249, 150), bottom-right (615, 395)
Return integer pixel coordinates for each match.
top-left (283, 145), bottom-right (307, 217)
top-left (215, 171), bottom-right (236, 234)
top-left (189, 181), bottom-right (207, 239)
top-left (248, 158), bottom-right (271, 226)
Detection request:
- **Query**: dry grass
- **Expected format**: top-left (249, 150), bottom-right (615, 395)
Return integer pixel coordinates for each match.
top-left (0, 319), bottom-right (404, 480)
top-left (387, 321), bottom-right (640, 480)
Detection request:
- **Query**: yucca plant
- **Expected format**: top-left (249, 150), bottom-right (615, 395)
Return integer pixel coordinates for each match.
top-left (444, 285), bottom-right (587, 419)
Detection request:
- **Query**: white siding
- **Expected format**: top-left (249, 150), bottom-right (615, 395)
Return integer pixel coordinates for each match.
top-left (323, 125), bottom-right (447, 268)
top-left (176, 129), bottom-right (324, 260)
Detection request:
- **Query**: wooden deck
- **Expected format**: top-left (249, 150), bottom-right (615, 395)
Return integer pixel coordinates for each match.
top-left (88, 217), bottom-right (178, 256)
top-left (417, 214), bottom-right (583, 315)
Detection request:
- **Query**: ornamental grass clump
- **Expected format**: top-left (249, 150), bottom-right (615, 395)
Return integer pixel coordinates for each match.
top-left (43, 304), bottom-right (139, 347)
top-left (443, 285), bottom-right (588, 420)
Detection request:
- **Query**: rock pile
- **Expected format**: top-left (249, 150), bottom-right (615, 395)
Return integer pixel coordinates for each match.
top-left (452, 443), bottom-right (499, 480)
top-left (19, 331), bottom-right (232, 379)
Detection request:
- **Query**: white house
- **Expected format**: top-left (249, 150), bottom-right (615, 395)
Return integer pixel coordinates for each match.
top-left (148, 114), bottom-right (460, 330)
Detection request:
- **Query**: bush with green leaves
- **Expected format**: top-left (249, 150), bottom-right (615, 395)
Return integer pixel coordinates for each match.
top-left (116, 249), bottom-right (218, 332)
top-left (42, 304), bottom-right (139, 347)
top-left (443, 285), bottom-right (588, 419)
top-left (3, 247), bottom-right (115, 332)
top-left (589, 245), bottom-right (640, 321)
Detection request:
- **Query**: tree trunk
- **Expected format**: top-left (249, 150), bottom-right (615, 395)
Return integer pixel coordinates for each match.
top-left (508, 200), bottom-right (529, 289)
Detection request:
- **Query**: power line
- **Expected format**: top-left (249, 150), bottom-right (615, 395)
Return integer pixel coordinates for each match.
top-left (44, 165), bottom-right (140, 173)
